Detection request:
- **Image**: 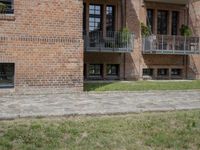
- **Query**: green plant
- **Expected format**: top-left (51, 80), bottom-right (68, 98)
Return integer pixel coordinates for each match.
top-left (0, 2), bottom-right (6, 13)
top-left (117, 27), bottom-right (131, 48)
top-left (180, 25), bottom-right (192, 37)
top-left (141, 22), bottom-right (151, 37)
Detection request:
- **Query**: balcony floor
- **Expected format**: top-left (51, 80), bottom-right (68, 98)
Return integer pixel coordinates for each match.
top-left (143, 50), bottom-right (200, 55)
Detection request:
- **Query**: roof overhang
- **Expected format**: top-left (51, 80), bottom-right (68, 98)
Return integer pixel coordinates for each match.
top-left (144, 0), bottom-right (188, 5)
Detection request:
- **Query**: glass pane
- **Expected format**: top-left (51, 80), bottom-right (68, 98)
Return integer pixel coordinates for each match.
top-left (89, 4), bottom-right (102, 32)
top-left (106, 5), bottom-right (115, 33)
top-left (107, 64), bottom-right (119, 76)
top-left (147, 9), bottom-right (154, 33)
top-left (172, 11), bottom-right (179, 35)
top-left (0, 63), bottom-right (14, 88)
top-left (157, 10), bottom-right (168, 35)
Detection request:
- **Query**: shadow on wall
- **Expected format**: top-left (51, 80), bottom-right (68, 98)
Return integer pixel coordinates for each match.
top-left (189, 1), bottom-right (200, 35)
top-left (188, 1), bottom-right (200, 79)
top-left (125, 0), bottom-right (142, 80)
top-left (188, 55), bottom-right (200, 79)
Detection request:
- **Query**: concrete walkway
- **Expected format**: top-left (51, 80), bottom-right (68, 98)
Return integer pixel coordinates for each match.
top-left (0, 90), bottom-right (200, 119)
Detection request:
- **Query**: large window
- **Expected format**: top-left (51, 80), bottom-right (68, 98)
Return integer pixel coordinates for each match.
top-left (0, 63), bottom-right (14, 88)
top-left (107, 64), bottom-right (119, 76)
top-left (89, 64), bottom-right (103, 76)
top-left (0, 0), bottom-right (14, 14)
top-left (147, 9), bottom-right (154, 33)
top-left (89, 4), bottom-right (102, 32)
top-left (172, 11), bottom-right (179, 35)
top-left (157, 68), bottom-right (169, 76)
top-left (171, 68), bottom-right (182, 76)
top-left (143, 68), bottom-right (154, 76)
top-left (157, 10), bottom-right (168, 35)
top-left (106, 5), bottom-right (115, 33)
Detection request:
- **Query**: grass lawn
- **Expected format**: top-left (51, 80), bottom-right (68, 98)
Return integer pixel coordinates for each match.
top-left (84, 80), bottom-right (200, 91)
top-left (0, 110), bottom-right (200, 150)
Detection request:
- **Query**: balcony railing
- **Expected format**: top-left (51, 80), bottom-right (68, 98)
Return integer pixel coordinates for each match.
top-left (142, 35), bottom-right (200, 55)
top-left (84, 31), bottom-right (134, 53)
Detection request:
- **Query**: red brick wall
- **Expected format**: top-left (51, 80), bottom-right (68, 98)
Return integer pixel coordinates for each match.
top-left (0, 0), bottom-right (84, 93)
top-left (188, 0), bottom-right (200, 79)
top-left (126, 0), bottom-right (200, 80)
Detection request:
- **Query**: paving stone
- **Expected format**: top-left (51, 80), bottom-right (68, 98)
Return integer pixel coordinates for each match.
top-left (0, 90), bottom-right (200, 119)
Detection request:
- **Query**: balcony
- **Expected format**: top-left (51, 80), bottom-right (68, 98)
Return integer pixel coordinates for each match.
top-left (84, 31), bottom-right (134, 53)
top-left (142, 35), bottom-right (200, 55)
top-left (144, 0), bottom-right (188, 5)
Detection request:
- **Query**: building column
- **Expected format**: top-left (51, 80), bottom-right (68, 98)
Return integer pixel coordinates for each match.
top-left (169, 68), bottom-right (172, 79)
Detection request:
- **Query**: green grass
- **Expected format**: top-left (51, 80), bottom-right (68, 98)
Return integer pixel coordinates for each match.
top-left (1, 110), bottom-right (200, 150)
top-left (84, 80), bottom-right (200, 91)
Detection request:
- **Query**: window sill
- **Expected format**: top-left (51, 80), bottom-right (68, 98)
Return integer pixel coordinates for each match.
top-left (0, 14), bottom-right (15, 21)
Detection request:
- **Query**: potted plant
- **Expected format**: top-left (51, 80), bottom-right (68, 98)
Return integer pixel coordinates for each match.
top-left (180, 25), bottom-right (192, 37)
top-left (0, 2), bottom-right (6, 13)
top-left (117, 27), bottom-right (131, 48)
top-left (141, 22), bottom-right (151, 37)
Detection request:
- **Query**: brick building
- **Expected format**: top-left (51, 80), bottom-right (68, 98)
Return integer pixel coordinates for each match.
top-left (0, 0), bottom-right (200, 93)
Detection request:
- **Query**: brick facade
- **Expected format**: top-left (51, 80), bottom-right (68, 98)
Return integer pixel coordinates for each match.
top-left (0, 0), bottom-right (83, 93)
top-left (0, 0), bottom-right (200, 93)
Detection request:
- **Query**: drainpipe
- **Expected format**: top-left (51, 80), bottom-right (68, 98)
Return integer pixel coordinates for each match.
top-left (121, 0), bottom-right (127, 80)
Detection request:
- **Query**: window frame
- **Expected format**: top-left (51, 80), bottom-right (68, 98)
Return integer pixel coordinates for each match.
top-left (171, 11), bottom-right (179, 35)
top-left (143, 68), bottom-right (154, 76)
top-left (147, 9), bottom-right (154, 34)
top-left (0, 63), bottom-right (15, 88)
top-left (0, 0), bottom-right (14, 14)
top-left (106, 64), bottom-right (119, 76)
top-left (157, 68), bottom-right (169, 76)
top-left (88, 64), bottom-right (103, 77)
top-left (171, 68), bottom-right (182, 76)
top-left (106, 5), bottom-right (115, 33)
top-left (89, 4), bottom-right (103, 32)
top-left (157, 10), bottom-right (168, 35)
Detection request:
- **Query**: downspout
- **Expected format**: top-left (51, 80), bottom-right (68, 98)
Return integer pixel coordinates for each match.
top-left (185, 0), bottom-right (190, 79)
top-left (121, 0), bottom-right (127, 80)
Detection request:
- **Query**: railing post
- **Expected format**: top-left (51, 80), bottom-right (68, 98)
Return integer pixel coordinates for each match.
top-left (184, 36), bottom-right (186, 54)
top-left (173, 36), bottom-right (175, 54)
top-left (99, 31), bottom-right (101, 52)
top-left (142, 37), bottom-right (145, 53)
top-left (199, 37), bottom-right (200, 54)
top-left (162, 35), bottom-right (164, 54)
top-left (132, 33), bottom-right (134, 52)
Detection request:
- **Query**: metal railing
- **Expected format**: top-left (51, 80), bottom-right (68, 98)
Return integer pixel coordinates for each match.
top-left (84, 31), bottom-right (134, 53)
top-left (142, 35), bottom-right (200, 55)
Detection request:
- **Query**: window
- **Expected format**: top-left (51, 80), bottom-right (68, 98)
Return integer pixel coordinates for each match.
top-left (172, 11), bottom-right (179, 35)
top-left (143, 68), bottom-right (153, 76)
top-left (157, 68), bottom-right (169, 76)
top-left (147, 9), bottom-right (154, 33)
top-left (89, 4), bottom-right (102, 32)
top-left (157, 10), bottom-right (168, 35)
top-left (171, 69), bottom-right (182, 76)
top-left (89, 64), bottom-right (103, 76)
top-left (106, 5), bottom-right (115, 33)
top-left (0, 0), bottom-right (14, 14)
top-left (107, 64), bottom-right (119, 76)
top-left (0, 63), bottom-right (14, 88)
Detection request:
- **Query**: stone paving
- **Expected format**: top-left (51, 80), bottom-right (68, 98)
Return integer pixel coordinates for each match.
top-left (0, 90), bottom-right (200, 119)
